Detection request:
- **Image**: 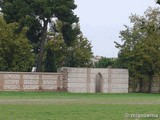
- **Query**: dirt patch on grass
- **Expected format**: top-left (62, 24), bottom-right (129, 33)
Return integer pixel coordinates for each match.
top-left (0, 99), bottom-right (159, 105)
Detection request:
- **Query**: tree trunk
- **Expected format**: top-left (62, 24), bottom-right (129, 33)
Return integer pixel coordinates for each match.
top-left (36, 20), bottom-right (48, 72)
top-left (148, 75), bottom-right (152, 93)
top-left (45, 48), bottom-right (57, 72)
top-left (158, 76), bottom-right (160, 93)
top-left (139, 78), bottom-right (143, 92)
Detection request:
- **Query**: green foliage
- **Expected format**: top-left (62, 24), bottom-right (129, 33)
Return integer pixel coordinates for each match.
top-left (0, 16), bottom-right (34, 71)
top-left (1, 0), bottom-right (80, 71)
top-left (44, 48), bottom-right (57, 72)
top-left (44, 32), bottom-right (93, 71)
top-left (95, 57), bottom-right (115, 68)
top-left (66, 34), bottom-right (93, 67)
top-left (157, 0), bottom-right (160, 4)
top-left (44, 33), bottom-right (65, 72)
top-left (115, 7), bottom-right (160, 92)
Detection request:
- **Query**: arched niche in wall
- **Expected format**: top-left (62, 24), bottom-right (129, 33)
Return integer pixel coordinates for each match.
top-left (95, 73), bottom-right (103, 93)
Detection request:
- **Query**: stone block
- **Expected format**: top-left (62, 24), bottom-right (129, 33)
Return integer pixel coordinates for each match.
top-left (4, 85), bottom-right (20, 90)
top-left (89, 83), bottom-right (95, 87)
top-left (111, 69), bottom-right (128, 74)
top-left (89, 79), bottom-right (95, 83)
top-left (68, 73), bottom-right (87, 78)
top-left (42, 80), bottom-right (57, 85)
top-left (103, 85), bottom-right (114, 93)
top-left (110, 88), bottom-right (128, 93)
top-left (111, 79), bottom-right (128, 84)
top-left (89, 88), bottom-right (95, 93)
top-left (102, 87), bottom-right (109, 93)
top-left (90, 68), bottom-right (108, 74)
top-left (4, 74), bottom-right (20, 79)
top-left (152, 80), bottom-right (159, 87)
top-left (23, 85), bottom-right (39, 90)
top-left (111, 84), bottom-right (128, 89)
top-left (0, 74), bottom-right (3, 79)
top-left (90, 73), bottom-right (109, 79)
top-left (103, 78), bottom-right (109, 83)
top-left (4, 80), bottom-right (19, 84)
top-left (68, 83), bottom-right (87, 88)
top-left (42, 85), bottom-right (57, 90)
top-left (67, 68), bottom-right (87, 73)
top-left (68, 78), bottom-right (87, 83)
top-left (24, 80), bottom-right (38, 85)
top-left (151, 87), bottom-right (159, 93)
top-left (23, 75), bottom-right (39, 80)
top-left (42, 75), bottom-right (58, 80)
top-left (111, 74), bottom-right (128, 79)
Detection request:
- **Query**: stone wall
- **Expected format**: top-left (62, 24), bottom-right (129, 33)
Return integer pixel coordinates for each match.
top-left (0, 68), bottom-right (129, 93)
top-left (151, 76), bottom-right (160, 93)
top-left (132, 76), bottom-right (160, 93)
top-left (61, 68), bottom-right (129, 93)
top-left (0, 72), bottom-right (65, 91)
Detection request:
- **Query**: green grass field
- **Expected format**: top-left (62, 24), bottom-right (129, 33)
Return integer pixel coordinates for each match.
top-left (0, 92), bottom-right (159, 120)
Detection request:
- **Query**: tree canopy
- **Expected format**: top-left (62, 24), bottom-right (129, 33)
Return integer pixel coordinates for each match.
top-left (115, 7), bottom-right (160, 92)
top-left (0, 15), bottom-right (34, 71)
top-left (45, 32), bottom-right (93, 72)
top-left (0, 0), bottom-right (80, 71)
top-left (95, 57), bottom-right (115, 68)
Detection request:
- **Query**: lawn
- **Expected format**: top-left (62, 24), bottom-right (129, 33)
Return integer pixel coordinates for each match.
top-left (0, 92), bottom-right (159, 120)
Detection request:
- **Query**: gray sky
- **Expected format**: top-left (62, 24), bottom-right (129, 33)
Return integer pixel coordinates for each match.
top-left (74, 0), bottom-right (159, 57)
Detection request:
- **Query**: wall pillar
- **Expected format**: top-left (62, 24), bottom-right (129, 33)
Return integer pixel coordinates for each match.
top-left (108, 68), bottom-right (112, 93)
top-left (39, 74), bottom-right (43, 91)
top-left (87, 68), bottom-right (91, 93)
top-left (20, 73), bottom-right (23, 91)
top-left (0, 74), bottom-right (4, 90)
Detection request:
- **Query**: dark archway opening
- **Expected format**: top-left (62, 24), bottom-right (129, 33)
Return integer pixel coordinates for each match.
top-left (95, 73), bottom-right (103, 93)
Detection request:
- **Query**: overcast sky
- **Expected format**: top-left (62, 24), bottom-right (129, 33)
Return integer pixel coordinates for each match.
top-left (74, 0), bottom-right (159, 57)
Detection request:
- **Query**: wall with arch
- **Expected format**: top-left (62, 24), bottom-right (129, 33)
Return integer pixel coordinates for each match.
top-left (61, 67), bottom-right (129, 93)
top-left (0, 68), bottom-right (129, 93)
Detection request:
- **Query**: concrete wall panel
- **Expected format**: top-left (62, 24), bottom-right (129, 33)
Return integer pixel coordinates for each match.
top-left (111, 84), bottom-right (128, 89)
top-left (111, 89), bottom-right (128, 93)
top-left (103, 78), bottom-right (109, 83)
top-left (111, 74), bottom-right (128, 79)
top-left (111, 69), bottom-right (128, 74)
top-left (111, 79), bottom-right (128, 84)
top-left (90, 69), bottom-right (108, 74)
top-left (68, 83), bottom-right (87, 88)
top-left (67, 68), bottom-right (87, 73)
top-left (42, 85), bottom-right (57, 90)
top-left (90, 74), bottom-right (109, 79)
top-left (68, 73), bottom-right (87, 78)
top-left (64, 68), bottom-right (129, 93)
top-left (68, 78), bottom-right (87, 83)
